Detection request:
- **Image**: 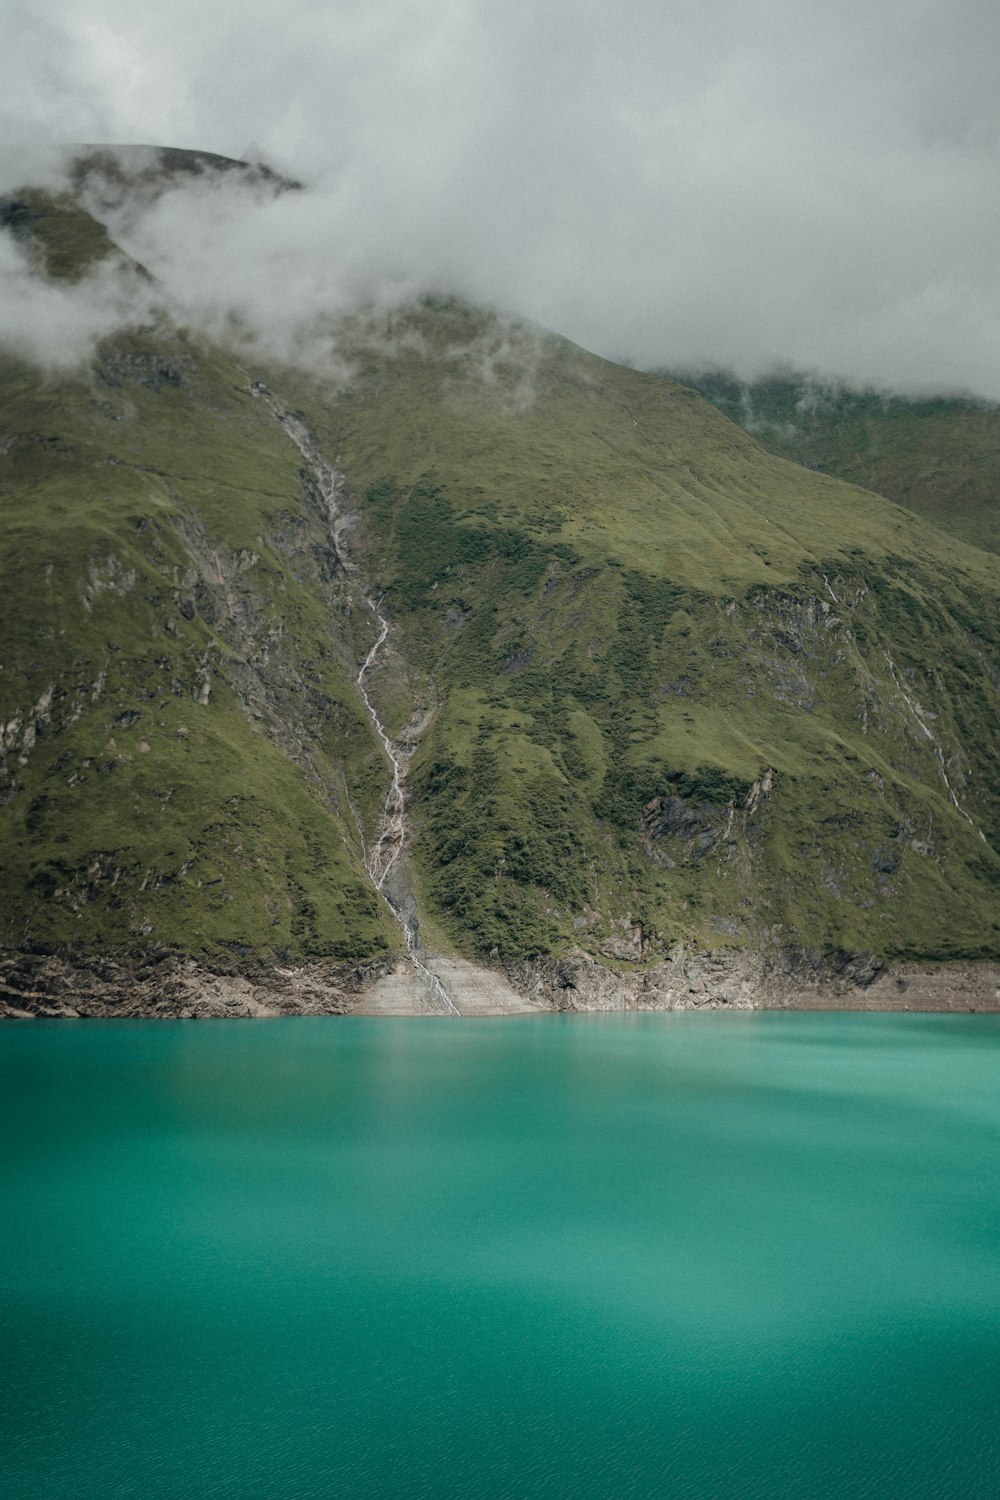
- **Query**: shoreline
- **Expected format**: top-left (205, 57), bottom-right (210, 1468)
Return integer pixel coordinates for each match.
top-left (2, 946), bottom-right (999, 1018)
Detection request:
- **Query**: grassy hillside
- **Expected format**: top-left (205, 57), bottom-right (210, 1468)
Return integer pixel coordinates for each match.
top-left (271, 302), bottom-right (1000, 963)
top-left (0, 331), bottom-right (396, 963)
top-left (667, 370), bottom-right (1000, 556)
top-left (3, 180), bottom-right (1000, 975)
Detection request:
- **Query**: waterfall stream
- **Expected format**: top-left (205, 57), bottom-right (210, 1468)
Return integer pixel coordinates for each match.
top-left (884, 650), bottom-right (986, 843)
top-left (355, 596), bottom-right (460, 1013)
top-left (251, 381), bottom-right (460, 1013)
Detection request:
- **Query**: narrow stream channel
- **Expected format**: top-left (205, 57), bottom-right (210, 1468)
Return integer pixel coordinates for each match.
top-left (250, 381), bottom-right (460, 1013)
top-left (356, 600), bottom-right (460, 1014)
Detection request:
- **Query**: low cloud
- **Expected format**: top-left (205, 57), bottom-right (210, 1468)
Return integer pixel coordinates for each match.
top-left (0, 229), bottom-right (157, 369)
top-left (2, 1), bottom-right (1000, 395)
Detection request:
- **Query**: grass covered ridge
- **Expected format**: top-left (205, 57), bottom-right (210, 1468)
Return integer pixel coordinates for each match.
top-left (668, 369), bottom-right (1000, 557)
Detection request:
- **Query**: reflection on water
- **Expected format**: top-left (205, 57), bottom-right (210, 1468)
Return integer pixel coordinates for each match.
top-left (3, 1013), bottom-right (1000, 1499)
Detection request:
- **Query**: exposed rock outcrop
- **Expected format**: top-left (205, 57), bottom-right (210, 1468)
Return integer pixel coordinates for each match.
top-left (3, 944), bottom-right (998, 1018)
top-left (508, 945), bottom-right (1000, 1013)
top-left (0, 948), bottom-right (391, 1019)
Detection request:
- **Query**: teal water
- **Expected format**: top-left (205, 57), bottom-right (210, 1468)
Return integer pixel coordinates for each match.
top-left (2, 1014), bottom-right (1000, 1499)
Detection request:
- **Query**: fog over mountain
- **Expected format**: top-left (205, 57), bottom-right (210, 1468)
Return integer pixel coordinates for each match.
top-left (2, 0), bottom-right (1000, 394)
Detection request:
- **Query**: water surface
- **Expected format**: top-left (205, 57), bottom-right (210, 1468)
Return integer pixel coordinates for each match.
top-left (3, 1012), bottom-right (1000, 1498)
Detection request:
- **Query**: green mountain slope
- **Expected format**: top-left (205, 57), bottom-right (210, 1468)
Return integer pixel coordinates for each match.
top-left (270, 305), bottom-right (1000, 964)
top-left (667, 370), bottom-right (1000, 556)
top-left (2, 172), bottom-right (1000, 992)
top-left (0, 333), bottom-right (395, 964)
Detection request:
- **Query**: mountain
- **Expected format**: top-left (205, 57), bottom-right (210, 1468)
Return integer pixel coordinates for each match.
top-left (666, 369), bottom-right (1000, 556)
top-left (2, 150), bottom-right (999, 1014)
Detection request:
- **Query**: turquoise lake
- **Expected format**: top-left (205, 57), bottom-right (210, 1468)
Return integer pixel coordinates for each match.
top-left (3, 1012), bottom-right (1000, 1498)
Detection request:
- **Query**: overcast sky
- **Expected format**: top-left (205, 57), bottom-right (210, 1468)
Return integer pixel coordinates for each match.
top-left (2, 0), bottom-right (1000, 393)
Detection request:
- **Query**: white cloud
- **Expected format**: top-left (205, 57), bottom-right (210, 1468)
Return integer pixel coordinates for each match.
top-left (0, 233), bottom-right (157, 368)
top-left (1, 0), bottom-right (999, 393)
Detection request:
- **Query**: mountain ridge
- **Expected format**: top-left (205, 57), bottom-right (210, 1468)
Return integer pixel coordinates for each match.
top-left (664, 367), bottom-right (1000, 556)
